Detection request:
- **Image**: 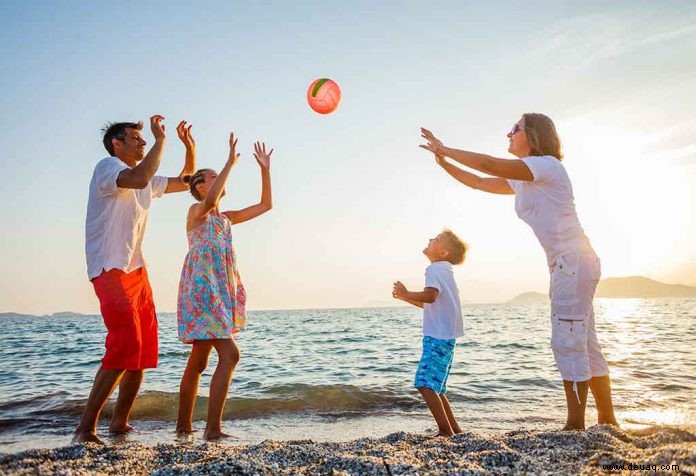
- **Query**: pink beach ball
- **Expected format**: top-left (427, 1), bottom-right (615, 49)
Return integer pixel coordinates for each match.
top-left (307, 78), bottom-right (341, 114)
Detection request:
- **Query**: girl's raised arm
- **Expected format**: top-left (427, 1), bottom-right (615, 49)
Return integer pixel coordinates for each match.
top-left (224, 141), bottom-right (273, 225)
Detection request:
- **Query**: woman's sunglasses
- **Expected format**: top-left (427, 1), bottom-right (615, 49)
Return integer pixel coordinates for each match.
top-left (510, 123), bottom-right (524, 135)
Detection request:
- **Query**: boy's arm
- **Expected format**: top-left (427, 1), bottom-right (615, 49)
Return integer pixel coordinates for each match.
top-left (398, 296), bottom-right (424, 309)
top-left (393, 281), bottom-right (439, 308)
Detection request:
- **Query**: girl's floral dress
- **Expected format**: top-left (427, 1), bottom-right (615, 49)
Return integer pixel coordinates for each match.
top-left (177, 212), bottom-right (246, 343)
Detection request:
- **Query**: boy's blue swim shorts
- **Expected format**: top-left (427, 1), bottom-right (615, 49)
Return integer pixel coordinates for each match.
top-left (414, 335), bottom-right (456, 394)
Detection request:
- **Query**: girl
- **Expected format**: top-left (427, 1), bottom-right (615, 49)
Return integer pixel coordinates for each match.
top-left (176, 132), bottom-right (273, 440)
top-left (419, 114), bottom-right (618, 431)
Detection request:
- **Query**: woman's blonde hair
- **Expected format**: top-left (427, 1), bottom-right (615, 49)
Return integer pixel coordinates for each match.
top-left (523, 113), bottom-right (563, 161)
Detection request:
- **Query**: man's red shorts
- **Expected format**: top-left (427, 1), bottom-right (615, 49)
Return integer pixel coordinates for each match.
top-left (92, 267), bottom-right (158, 370)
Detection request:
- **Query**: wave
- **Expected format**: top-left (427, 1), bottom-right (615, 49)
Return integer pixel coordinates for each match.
top-left (0, 384), bottom-right (420, 431)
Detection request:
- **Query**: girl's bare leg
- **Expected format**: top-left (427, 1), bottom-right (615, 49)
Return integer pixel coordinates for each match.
top-left (204, 339), bottom-right (240, 440)
top-left (176, 341), bottom-right (213, 432)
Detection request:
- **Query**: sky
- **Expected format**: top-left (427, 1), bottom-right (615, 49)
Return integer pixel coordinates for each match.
top-left (1, 1), bottom-right (695, 315)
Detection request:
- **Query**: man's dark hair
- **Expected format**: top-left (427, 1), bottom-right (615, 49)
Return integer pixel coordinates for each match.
top-left (101, 121), bottom-right (143, 156)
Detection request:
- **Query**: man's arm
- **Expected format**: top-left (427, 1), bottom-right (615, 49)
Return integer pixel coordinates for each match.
top-left (117, 115), bottom-right (167, 189)
top-left (165, 121), bottom-right (197, 194)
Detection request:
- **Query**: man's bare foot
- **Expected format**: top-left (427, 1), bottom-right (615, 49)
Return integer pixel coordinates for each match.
top-left (72, 431), bottom-right (104, 445)
top-left (109, 423), bottom-right (135, 434)
top-left (204, 430), bottom-right (235, 441)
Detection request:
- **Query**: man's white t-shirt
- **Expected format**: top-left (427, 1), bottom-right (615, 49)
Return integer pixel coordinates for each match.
top-left (85, 157), bottom-right (168, 280)
top-left (423, 261), bottom-right (464, 339)
top-left (506, 155), bottom-right (593, 267)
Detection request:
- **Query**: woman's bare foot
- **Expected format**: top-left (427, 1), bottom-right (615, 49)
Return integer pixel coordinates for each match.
top-left (598, 417), bottom-right (619, 427)
top-left (561, 424), bottom-right (585, 431)
top-left (72, 431), bottom-right (104, 445)
top-left (204, 430), bottom-right (235, 441)
top-left (109, 423), bottom-right (135, 434)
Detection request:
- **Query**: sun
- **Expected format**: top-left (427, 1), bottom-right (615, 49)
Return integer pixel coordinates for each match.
top-left (560, 114), bottom-right (690, 281)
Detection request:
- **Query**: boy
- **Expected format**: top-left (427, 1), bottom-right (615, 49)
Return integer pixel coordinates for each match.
top-left (392, 230), bottom-right (467, 437)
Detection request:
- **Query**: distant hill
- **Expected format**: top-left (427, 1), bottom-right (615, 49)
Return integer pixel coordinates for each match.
top-left (596, 276), bottom-right (696, 298)
top-left (0, 311), bottom-right (90, 318)
top-left (510, 276), bottom-right (696, 303)
top-left (509, 292), bottom-right (549, 304)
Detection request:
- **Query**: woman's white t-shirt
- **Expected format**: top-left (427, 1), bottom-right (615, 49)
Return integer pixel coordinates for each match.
top-left (506, 155), bottom-right (593, 267)
top-left (85, 157), bottom-right (168, 280)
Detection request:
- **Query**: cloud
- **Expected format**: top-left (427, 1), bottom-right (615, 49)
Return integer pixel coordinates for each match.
top-left (521, 13), bottom-right (696, 71)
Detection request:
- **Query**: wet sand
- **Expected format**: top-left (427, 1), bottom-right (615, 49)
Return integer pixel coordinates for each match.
top-left (1, 425), bottom-right (694, 475)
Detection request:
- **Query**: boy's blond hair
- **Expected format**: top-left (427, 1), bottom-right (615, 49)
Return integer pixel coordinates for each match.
top-left (442, 229), bottom-right (468, 265)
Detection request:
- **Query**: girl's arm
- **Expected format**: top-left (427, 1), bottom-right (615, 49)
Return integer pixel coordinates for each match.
top-left (421, 127), bottom-right (533, 181)
top-left (165, 121), bottom-right (197, 193)
top-left (190, 132), bottom-right (239, 221)
top-left (223, 141), bottom-right (273, 225)
top-left (437, 155), bottom-right (514, 195)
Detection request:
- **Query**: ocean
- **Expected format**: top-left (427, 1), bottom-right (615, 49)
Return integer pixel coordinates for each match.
top-left (1, 299), bottom-right (694, 454)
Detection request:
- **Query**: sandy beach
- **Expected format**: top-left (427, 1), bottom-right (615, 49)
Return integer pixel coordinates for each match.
top-left (2, 425), bottom-right (694, 475)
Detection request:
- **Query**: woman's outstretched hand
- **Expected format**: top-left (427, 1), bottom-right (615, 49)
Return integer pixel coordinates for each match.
top-left (228, 132), bottom-right (240, 166)
top-left (253, 141), bottom-right (273, 170)
top-left (419, 127), bottom-right (445, 156)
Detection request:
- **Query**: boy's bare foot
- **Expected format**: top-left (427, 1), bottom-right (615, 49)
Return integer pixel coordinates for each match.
top-left (109, 423), bottom-right (135, 434)
top-left (204, 430), bottom-right (235, 441)
top-left (72, 431), bottom-right (104, 445)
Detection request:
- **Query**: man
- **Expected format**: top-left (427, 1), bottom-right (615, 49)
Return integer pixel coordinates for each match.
top-left (73, 115), bottom-right (195, 443)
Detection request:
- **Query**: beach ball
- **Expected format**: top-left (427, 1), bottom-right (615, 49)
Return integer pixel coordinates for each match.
top-left (307, 78), bottom-right (341, 114)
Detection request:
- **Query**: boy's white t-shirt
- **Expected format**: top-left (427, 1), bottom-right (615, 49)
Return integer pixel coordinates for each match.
top-left (85, 157), bottom-right (168, 280)
top-left (423, 261), bottom-right (464, 339)
top-left (506, 155), bottom-right (593, 267)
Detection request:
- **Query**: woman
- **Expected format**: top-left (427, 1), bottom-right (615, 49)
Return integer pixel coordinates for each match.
top-left (420, 113), bottom-right (618, 430)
